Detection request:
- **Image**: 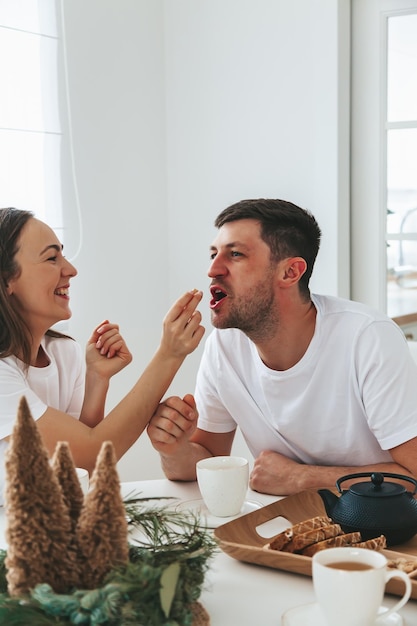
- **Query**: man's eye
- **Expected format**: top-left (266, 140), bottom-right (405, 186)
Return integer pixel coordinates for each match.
top-left (210, 252), bottom-right (217, 260)
top-left (47, 256), bottom-right (58, 262)
top-left (231, 250), bottom-right (242, 257)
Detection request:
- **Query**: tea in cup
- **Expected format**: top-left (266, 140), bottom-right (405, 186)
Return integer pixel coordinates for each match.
top-left (196, 456), bottom-right (249, 517)
top-left (312, 546), bottom-right (411, 626)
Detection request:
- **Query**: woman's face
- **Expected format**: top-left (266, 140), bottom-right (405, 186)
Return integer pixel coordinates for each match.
top-left (6, 218), bottom-right (77, 336)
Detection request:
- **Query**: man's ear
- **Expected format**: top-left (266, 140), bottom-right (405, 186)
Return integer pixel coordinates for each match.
top-left (279, 257), bottom-right (307, 287)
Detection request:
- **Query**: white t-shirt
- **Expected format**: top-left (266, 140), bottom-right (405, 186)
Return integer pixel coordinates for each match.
top-left (0, 335), bottom-right (84, 501)
top-left (195, 294), bottom-right (417, 467)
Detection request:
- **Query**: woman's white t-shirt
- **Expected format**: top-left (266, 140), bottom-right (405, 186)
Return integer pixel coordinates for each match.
top-left (195, 294), bottom-right (417, 467)
top-left (0, 335), bottom-right (84, 501)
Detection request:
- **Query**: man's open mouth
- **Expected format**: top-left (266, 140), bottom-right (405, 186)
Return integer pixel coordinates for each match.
top-left (210, 288), bottom-right (227, 309)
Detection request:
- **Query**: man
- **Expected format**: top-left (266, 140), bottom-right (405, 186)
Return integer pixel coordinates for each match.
top-left (147, 199), bottom-right (417, 495)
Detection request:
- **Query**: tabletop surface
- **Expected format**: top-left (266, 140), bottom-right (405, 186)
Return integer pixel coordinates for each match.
top-left (1, 478), bottom-right (417, 626)
top-left (121, 480), bottom-right (417, 626)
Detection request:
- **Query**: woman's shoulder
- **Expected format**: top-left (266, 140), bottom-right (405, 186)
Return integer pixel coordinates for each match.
top-left (43, 332), bottom-right (82, 361)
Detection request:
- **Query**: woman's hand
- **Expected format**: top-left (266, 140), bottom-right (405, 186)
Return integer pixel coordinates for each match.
top-left (159, 290), bottom-right (205, 360)
top-left (85, 320), bottom-right (133, 380)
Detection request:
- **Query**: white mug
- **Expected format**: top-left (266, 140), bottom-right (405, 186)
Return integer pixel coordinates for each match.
top-left (75, 467), bottom-right (89, 495)
top-left (312, 547), bottom-right (412, 626)
top-left (196, 456), bottom-right (249, 517)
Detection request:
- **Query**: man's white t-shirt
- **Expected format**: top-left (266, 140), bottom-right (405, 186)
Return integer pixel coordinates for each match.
top-left (195, 294), bottom-right (417, 466)
top-left (0, 335), bottom-right (84, 501)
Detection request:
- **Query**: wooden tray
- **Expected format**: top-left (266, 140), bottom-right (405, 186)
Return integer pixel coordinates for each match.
top-left (213, 490), bottom-right (417, 599)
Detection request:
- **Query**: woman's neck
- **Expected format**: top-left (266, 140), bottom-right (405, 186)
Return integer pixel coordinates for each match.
top-left (33, 344), bottom-right (49, 367)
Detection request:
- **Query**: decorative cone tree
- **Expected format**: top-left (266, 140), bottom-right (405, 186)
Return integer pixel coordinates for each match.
top-left (4, 396), bottom-right (80, 595)
top-left (76, 441), bottom-right (129, 589)
top-left (51, 441), bottom-right (84, 533)
top-left (0, 399), bottom-right (214, 625)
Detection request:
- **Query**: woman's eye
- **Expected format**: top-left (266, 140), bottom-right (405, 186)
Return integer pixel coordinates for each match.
top-left (231, 250), bottom-right (242, 257)
top-left (47, 256), bottom-right (58, 262)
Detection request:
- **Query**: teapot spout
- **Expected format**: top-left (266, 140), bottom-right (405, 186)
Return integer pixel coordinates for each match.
top-left (318, 489), bottom-right (339, 518)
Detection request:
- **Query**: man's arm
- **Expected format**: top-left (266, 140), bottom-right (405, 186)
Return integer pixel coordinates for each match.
top-left (249, 437), bottom-right (417, 496)
top-left (147, 394), bottom-right (236, 480)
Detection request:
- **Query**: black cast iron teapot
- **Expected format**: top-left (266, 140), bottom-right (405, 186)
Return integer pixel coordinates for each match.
top-left (318, 472), bottom-right (417, 546)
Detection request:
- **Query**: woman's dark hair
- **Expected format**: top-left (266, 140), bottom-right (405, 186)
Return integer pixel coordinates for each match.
top-left (214, 198), bottom-right (322, 298)
top-left (0, 207), bottom-right (71, 366)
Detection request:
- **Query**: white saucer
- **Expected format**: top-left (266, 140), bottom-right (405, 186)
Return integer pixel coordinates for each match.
top-left (282, 603), bottom-right (403, 626)
top-left (175, 499), bottom-right (261, 528)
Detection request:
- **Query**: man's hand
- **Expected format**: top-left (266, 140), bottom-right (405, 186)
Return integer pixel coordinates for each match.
top-left (147, 393), bottom-right (198, 456)
top-left (250, 450), bottom-right (303, 495)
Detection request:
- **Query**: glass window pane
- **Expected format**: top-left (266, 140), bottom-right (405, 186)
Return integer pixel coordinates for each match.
top-left (0, 26), bottom-right (60, 132)
top-left (0, 129), bottom-right (63, 226)
top-left (0, 0), bottom-right (58, 36)
top-left (0, 0), bottom-right (79, 259)
top-left (387, 13), bottom-right (417, 122)
top-left (387, 128), bottom-right (417, 193)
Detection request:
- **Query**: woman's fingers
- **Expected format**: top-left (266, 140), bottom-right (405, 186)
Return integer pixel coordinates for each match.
top-left (164, 289), bottom-right (203, 324)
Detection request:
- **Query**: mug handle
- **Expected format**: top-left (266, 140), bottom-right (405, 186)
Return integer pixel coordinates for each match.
top-left (375, 569), bottom-right (412, 622)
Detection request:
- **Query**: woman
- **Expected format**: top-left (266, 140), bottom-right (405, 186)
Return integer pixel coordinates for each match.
top-left (0, 207), bottom-right (205, 498)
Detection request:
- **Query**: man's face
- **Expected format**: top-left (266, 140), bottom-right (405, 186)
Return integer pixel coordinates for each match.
top-left (208, 219), bottom-right (279, 338)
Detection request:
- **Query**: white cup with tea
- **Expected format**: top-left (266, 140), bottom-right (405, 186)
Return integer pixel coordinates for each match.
top-left (312, 546), bottom-right (411, 626)
top-left (196, 456), bottom-right (249, 517)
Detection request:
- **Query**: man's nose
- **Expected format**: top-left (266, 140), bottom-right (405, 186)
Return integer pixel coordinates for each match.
top-left (208, 254), bottom-right (226, 277)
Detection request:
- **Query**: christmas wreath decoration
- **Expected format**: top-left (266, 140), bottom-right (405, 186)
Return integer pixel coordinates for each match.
top-left (0, 397), bottom-right (216, 625)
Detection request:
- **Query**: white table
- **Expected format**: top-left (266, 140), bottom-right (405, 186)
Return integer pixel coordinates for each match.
top-left (1, 478), bottom-right (417, 626)
top-left (120, 480), bottom-right (417, 626)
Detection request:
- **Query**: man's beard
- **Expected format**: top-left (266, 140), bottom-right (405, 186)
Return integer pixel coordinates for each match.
top-left (211, 271), bottom-right (279, 342)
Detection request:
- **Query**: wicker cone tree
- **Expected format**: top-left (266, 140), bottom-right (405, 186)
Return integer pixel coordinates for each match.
top-left (76, 441), bottom-right (129, 589)
top-left (4, 396), bottom-right (80, 595)
top-left (51, 441), bottom-right (84, 533)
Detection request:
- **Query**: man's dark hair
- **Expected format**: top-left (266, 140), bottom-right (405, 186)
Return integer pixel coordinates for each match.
top-left (215, 198), bottom-right (321, 297)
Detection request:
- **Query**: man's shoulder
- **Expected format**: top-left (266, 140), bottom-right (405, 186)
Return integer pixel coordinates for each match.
top-left (313, 294), bottom-right (392, 323)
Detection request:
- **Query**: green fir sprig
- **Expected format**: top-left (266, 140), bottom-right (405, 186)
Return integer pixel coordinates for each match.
top-left (0, 497), bottom-right (217, 626)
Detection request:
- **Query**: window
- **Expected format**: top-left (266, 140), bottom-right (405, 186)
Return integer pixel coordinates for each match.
top-left (386, 12), bottom-right (417, 318)
top-left (351, 0), bottom-right (417, 333)
top-left (0, 0), bottom-right (80, 258)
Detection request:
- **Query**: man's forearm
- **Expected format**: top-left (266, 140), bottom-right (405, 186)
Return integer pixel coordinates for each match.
top-left (161, 442), bottom-right (212, 481)
top-left (297, 461), bottom-right (416, 492)
top-left (250, 449), bottom-right (416, 497)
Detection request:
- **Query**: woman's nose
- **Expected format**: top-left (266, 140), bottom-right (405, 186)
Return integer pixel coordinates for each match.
top-left (63, 257), bottom-right (78, 277)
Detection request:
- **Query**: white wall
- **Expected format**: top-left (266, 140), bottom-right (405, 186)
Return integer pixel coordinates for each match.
top-left (62, 0), bottom-right (350, 480)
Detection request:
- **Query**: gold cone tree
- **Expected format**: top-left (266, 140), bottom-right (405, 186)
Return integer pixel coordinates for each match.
top-left (76, 441), bottom-right (129, 589)
top-left (51, 441), bottom-right (84, 533)
top-left (4, 396), bottom-right (80, 595)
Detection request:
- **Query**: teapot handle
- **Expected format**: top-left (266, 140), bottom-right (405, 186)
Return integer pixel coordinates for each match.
top-left (336, 472), bottom-right (417, 494)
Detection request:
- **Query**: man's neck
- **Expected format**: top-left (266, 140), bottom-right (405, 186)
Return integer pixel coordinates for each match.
top-left (255, 300), bottom-right (317, 371)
